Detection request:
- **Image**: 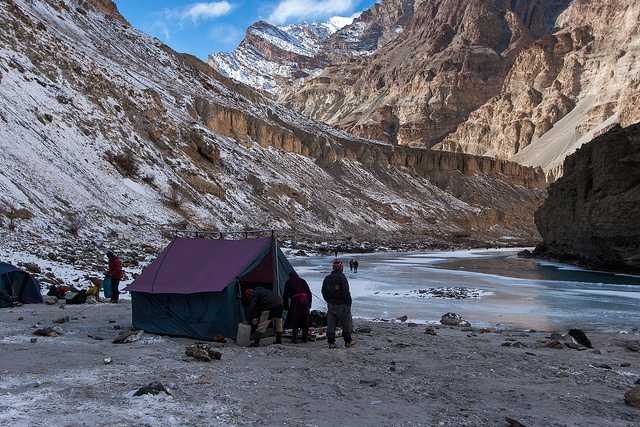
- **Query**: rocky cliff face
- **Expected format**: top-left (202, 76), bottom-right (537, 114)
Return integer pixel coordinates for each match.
top-left (262, 0), bottom-right (639, 176)
top-left (0, 0), bottom-right (545, 245)
top-left (438, 0), bottom-right (640, 177)
top-left (282, 0), bottom-right (571, 147)
top-left (535, 124), bottom-right (640, 271)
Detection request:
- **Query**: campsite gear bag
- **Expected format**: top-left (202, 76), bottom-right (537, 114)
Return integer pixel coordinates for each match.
top-left (103, 277), bottom-right (112, 300)
top-left (236, 323), bottom-right (252, 347)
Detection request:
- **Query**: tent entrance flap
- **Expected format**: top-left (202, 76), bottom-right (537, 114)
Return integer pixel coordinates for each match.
top-left (240, 249), bottom-right (274, 286)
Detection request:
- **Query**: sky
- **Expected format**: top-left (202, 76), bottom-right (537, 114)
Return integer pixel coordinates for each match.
top-left (114, 1), bottom-right (378, 60)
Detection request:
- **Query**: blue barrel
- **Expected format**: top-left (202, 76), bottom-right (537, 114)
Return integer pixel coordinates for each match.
top-left (103, 277), bottom-right (112, 299)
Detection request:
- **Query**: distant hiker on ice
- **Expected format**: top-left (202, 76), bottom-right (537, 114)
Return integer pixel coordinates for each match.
top-left (243, 287), bottom-right (284, 347)
top-left (322, 260), bottom-right (353, 349)
top-left (349, 259), bottom-right (354, 272)
top-left (105, 251), bottom-right (124, 303)
top-left (353, 259), bottom-right (359, 273)
top-left (283, 271), bottom-right (312, 343)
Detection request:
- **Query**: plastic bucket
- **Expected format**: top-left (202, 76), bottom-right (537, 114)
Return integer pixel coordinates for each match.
top-left (236, 323), bottom-right (251, 347)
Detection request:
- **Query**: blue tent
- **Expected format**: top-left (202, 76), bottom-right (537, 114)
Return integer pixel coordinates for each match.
top-left (0, 262), bottom-right (43, 307)
top-left (126, 237), bottom-right (295, 340)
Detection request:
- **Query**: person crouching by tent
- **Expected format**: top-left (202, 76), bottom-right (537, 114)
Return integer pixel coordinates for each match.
top-left (106, 251), bottom-right (124, 303)
top-left (283, 271), bottom-right (312, 343)
top-left (322, 259), bottom-right (353, 349)
top-left (243, 288), bottom-right (284, 346)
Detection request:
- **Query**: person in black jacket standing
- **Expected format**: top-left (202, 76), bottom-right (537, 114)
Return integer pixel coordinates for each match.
top-left (321, 259), bottom-right (353, 348)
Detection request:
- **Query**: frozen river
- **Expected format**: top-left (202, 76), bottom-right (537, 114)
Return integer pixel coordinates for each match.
top-left (290, 249), bottom-right (640, 332)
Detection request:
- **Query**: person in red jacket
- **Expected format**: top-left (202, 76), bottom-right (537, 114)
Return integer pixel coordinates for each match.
top-left (106, 251), bottom-right (124, 303)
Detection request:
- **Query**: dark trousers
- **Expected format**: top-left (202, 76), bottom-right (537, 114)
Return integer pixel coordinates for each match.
top-left (111, 279), bottom-right (120, 302)
top-left (327, 304), bottom-right (352, 344)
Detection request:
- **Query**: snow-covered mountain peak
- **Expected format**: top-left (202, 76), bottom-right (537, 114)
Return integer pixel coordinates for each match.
top-left (246, 20), bottom-right (332, 58)
top-left (208, 0), bottom-right (414, 95)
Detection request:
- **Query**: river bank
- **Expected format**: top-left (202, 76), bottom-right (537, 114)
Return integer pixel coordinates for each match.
top-left (1, 302), bottom-right (639, 426)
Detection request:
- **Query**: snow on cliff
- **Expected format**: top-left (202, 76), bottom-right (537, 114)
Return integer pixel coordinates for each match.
top-left (2, 0), bottom-right (523, 247)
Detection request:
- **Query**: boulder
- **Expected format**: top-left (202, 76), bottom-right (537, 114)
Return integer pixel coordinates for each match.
top-left (44, 296), bottom-right (58, 305)
top-left (134, 382), bottom-right (171, 397)
top-left (53, 316), bottom-right (69, 324)
top-left (424, 326), bottom-right (438, 336)
top-left (112, 330), bottom-right (143, 344)
top-left (185, 343), bottom-right (222, 362)
top-left (440, 313), bottom-right (470, 327)
top-left (624, 386), bottom-right (640, 408)
top-left (33, 327), bottom-right (63, 337)
top-left (568, 329), bottom-right (592, 348)
top-left (625, 342), bottom-right (640, 352)
top-left (355, 326), bottom-right (372, 334)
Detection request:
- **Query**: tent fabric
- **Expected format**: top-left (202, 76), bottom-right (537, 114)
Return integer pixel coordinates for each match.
top-left (273, 247), bottom-right (295, 297)
top-left (0, 262), bottom-right (43, 305)
top-left (126, 238), bottom-right (273, 294)
top-left (132, 287), bottom-right (241, 340)
top-left (128, 237), bottom-right (296, 339)
top-left (0, 262), bottom-right (20, 275)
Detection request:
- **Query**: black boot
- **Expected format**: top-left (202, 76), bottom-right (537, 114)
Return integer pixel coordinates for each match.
top-left (275, 332), bottom-right (283, 345)
top-left (291, 328), bottom-right (298, 344)
top-left (249, 332), bottom-right (261, 347)
top-left (302, 328), bottom-right (309, 343)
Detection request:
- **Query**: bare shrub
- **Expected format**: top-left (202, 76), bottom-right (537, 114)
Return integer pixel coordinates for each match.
top-left (0, 203), bottom-right (33, 230)
top-left (106, 150), bottom-right (139, 178)
top-left (64, 212), bottom-right (85, 236)
top-left (162, 186), bottom-right (184, 210)
top-left (142, 173), bottom-right (156, 187)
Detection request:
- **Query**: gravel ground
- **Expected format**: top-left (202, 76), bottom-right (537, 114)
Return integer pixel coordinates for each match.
top-left (1, 302), bottom-right (639, 426)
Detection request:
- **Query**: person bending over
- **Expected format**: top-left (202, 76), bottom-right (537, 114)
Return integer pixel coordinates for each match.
top-left (243, 287), bottom-right (284, 346)
top-left (283, 271), bottom-right (312, 343)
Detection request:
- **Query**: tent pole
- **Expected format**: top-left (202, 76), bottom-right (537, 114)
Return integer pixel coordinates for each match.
top-left (274, 236), bottom-right (281, 296)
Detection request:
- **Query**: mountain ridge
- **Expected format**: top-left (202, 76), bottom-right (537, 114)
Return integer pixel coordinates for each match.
top-left (0, 0), bottom-right (545, 246)
top-left (217, 0), bottom-right (640, 178)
